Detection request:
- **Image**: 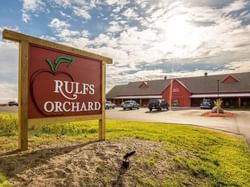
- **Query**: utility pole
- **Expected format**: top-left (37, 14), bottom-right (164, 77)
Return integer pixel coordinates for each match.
top-left (169, 79), bottom-right (173, 111)
top-left (217, 80), bottom-right (220, 98)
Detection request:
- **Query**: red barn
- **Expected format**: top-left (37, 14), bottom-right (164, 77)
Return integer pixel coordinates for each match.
top-left (106, 72), bottom-right (250, 108)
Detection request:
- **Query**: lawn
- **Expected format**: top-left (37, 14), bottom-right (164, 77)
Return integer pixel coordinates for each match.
top-left (0, 113), bottom-right (250, 186)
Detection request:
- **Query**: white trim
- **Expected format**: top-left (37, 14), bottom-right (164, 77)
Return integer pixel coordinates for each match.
top-left (114, 95), bottom-right (162, 99)
top-left (190, 93), bottom-right (250, 98)
top-left (175, 79), bottom-right (191, 92)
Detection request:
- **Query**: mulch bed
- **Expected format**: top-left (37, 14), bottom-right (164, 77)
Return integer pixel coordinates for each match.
top-left (201, 111), bottom-right (235, 117)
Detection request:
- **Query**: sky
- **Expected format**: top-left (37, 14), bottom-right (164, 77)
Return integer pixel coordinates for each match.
top-left (0, 0), bottom-right (250, 103)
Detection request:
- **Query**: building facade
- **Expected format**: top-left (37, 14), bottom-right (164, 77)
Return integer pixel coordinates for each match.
top-left (106, 72), bottom-right (250, 108)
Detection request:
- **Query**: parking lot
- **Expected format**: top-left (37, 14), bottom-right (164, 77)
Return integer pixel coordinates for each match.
top-left (107, 107), bottom-right (250, 148)
top-left (0, 106), bottom-right (18, 113)
top-left (1, 105), bottom-right (249, 148)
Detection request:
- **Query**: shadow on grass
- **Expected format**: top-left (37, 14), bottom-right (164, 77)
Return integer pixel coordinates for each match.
top-left (0, 140), bottom-right (101, 178)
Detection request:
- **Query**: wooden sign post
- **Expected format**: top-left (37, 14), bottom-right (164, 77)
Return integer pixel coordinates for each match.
top-left (2, 30), bottom-right (112, 150)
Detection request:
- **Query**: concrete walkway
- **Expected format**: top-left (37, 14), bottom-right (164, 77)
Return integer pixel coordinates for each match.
top-left (235, 111), bottom-right (250, 149)
top-left (107, 108), bottom-right (250, 149)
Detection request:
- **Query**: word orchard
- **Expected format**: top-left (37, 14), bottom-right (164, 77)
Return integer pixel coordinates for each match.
top-left (44, 80), bottom-right (101, 112)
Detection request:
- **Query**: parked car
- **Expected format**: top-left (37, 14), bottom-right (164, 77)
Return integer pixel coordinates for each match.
top-left (8, 101), bottom-right (18, 106)
top-left (105, 101), bottom-right (115, 109)
top-left (200, 99), bottom-right (214, 109)
top-left (120, 102), bottom-right (124, 108)
top-left (148, 99), bottom-right (169, 112)
top-left (123, 100), bottom-right (140, 110)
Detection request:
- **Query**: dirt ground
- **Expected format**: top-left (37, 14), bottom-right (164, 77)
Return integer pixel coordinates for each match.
top-left (201, 111), bottom-right (235, 117)
top-left (0, 138), bottom-right (175, 187)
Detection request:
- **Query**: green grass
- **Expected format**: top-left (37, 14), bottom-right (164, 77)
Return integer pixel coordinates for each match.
top-left (0, 113), bottom-right (250, 186)
top-left (0, 113), bottom-right (17, 136)
top-left (0, 172), bottom-right (11, 187)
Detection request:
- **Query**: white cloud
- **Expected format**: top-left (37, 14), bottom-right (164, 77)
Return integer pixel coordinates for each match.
top-left (54, 0), bottom-right (99, 9)
top-left (91, 46), bottom-right (129, 64)
top-left (8, 0), bottom-right (250, 92)
top-left (48, 18), bottom-right (77, 39)
top-left (58, 30), bottom-right (81, 38)
top-left (122, 8), bottom-right (139, 19)
top-left (73, 6), bottom-right (91, 20)
top-left (90, 33), bottom-right (117, 48)
top-left (59, 11), bottom-right (71, 18)
top-left (40, 35), bottom-right (57, 41)
top-left (126, 69), bottom-right (166, 81)
top-left (225, 60), bottom-right (250, 72)
top-left (81, 30), bottom-right (89, 37)
top-left (48, 18), bottom-right (90, 44)
top-left (49, 18), bottom-right (70, 30)
top-left (106, 21), bottom-right (124, 33)
top-left (222, 0), bottom-right (248, 14)
top-left (0, 83), bottom-right (18, 104)
top-left (22, 13), bottom-right (30, 23)
top-left (53, 0), bottom-right (72, 8)
top-left (54, 0), bottom-right (249, 89)
top-left (113, 6), bottom-right (122, 13)
top-left (22, 0), bottom-right (45, 23)
top-left (22, 0), bottom-right (44, 12)
top-left (105, 0), bottom-right (129, 7)
top-left (0, 40), bottom-right (18, 103)
top-left (62, 37), bottom-right (90, 49)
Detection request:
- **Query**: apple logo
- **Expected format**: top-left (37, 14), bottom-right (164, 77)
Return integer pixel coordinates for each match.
top-left (30, 56), bottom-right (74, 116)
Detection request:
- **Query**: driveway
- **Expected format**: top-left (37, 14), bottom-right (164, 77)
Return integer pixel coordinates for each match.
top-left (1, 106), bottom-right (249, 149)
top-left (0, 106), bottom-right (18, 113)
top-left (106, 108), bottom-right (250, 149)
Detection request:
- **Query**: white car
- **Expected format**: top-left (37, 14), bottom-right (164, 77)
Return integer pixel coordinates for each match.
top-left (105, 101), bottom-right (115, 109)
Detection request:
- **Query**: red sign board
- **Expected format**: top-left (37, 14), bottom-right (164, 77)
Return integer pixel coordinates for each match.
top-left (28, 44), bottom-right (102, 118)
top-left (3, 29), bottom-right (112, 150)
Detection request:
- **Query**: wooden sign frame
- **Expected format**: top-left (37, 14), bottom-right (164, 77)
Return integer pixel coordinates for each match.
top-left (2, 29), bottom-right (112, 150)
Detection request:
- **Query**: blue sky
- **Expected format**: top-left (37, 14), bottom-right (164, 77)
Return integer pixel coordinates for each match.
top-left (0, 0), bottom-right (250, 102)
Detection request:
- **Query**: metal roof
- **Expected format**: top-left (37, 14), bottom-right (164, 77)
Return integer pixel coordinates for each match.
top-left (106, 79), bottom-right (170, 98)
top-left (114, 95), bottom-right (162, 99)
top-left (178, 72), bottom-right (250, 93)
top-left (190, 93), bottom-right (250, 98)
top-left (107, 72), bottom-right (250, 99)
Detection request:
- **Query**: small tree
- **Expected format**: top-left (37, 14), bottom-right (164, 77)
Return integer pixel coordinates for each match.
top-left (212, 98), bottom-right (224, 113)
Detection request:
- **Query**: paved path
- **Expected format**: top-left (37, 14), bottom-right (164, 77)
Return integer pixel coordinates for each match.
top-left (107, 108), bottom-right (250, 149)
top-left (235, 111), bottom-right (250, 149)
top-left (0, 106), bottom-right (18, 113)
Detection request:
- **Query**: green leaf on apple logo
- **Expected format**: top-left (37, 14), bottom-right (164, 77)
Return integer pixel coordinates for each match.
top-left (46, 56), bottom-right (74, 74)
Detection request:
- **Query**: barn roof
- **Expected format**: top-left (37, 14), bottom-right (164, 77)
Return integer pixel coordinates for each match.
top-left (178, 72), bottom-right (250, 93)
top-left (106, 79), bottom-right (171, 98)
top-left (106, 72), bottom-right (250, 98)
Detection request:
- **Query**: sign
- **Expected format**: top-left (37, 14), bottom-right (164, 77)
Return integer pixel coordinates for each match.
top-left (29, 44), bottom-right (102, 118)
top-left (2, 30), bottom-right (112, 150)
